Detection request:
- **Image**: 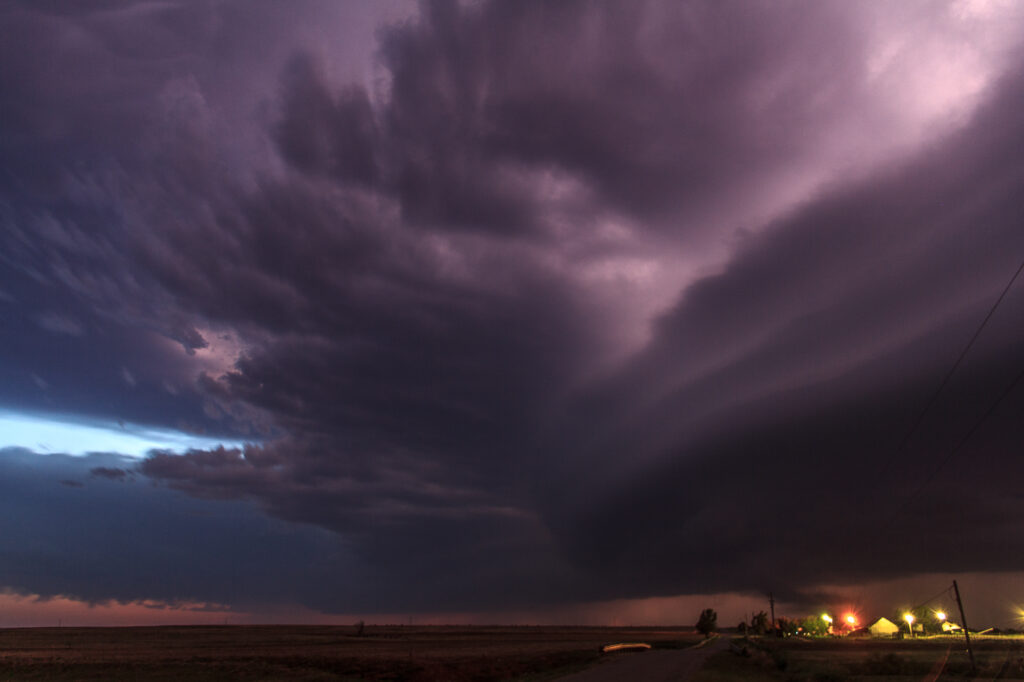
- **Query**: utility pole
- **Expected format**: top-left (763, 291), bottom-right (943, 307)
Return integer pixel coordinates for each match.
top-left (769, 592), bottom-right (776, 629)
top-left (952, 580), bottom-right (976, 672)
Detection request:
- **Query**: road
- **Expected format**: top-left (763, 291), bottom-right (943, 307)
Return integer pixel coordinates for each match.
top-left (556, 636), bottom-right (730, 682)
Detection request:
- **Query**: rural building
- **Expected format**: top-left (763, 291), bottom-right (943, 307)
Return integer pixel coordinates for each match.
top-left (868, 617), bottom-right (899, 637)
top-left (941, 621), bottom-right (962, 632)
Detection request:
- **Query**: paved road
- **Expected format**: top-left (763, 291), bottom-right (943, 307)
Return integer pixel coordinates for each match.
top-left (556, 636), bottom-right (730, 682)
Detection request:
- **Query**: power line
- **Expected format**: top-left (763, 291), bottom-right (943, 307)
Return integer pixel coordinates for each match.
top-left (903, 359), bottom-right (1024, 505)
top-left (895, 256), bottom-right (1024, 454)
top-left (878, 357), bottom-right (1024, 539)
top-left (875, 253), bottom-right (1024, 529)
top-left (878, 253), bottom-right (1024, 482)
top-left (909, 584), bottom-right (954, 612)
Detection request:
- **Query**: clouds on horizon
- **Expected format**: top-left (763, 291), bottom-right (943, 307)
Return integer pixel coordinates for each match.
top-left (3, 0), bottom-right (1024, 619)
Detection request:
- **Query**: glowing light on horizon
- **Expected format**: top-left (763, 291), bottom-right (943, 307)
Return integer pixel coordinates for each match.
top-left (0, 411), bottom-right (249, 458)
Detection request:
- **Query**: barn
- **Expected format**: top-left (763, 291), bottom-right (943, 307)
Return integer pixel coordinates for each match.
top-left (868, 617), bottom-right (900, 637)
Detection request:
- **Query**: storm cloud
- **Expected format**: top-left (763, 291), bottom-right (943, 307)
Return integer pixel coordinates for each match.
top-left (3, 0), bottom-right (1024, 622)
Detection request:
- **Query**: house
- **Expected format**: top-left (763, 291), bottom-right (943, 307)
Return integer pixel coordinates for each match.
top-left (941, 621), bottom-right (962, 632)
top-left (868, 617), bottom-right (900, 637)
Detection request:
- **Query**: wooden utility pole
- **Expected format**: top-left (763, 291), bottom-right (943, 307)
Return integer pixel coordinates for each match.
top-left (769, 592), bottom-right (776, 629)
top-left (952, 580), bottom-right (976, 672)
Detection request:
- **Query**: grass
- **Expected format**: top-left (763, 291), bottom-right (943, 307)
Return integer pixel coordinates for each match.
top-left (8, 626), bottom-right (1018, 681)
top-left (0, 625), bottom-right (703, 681)
top-left (691, 634), bottom-right (1024, 681)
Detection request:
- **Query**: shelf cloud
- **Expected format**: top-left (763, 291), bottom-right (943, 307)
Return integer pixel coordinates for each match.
top-left (2, 0), bottom-right (1024, 624)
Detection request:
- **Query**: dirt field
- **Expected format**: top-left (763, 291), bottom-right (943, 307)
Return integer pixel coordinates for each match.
top-left (0, 624), bottom-right (702, 681)
top-left (7, 626), bottom-right (1019, 681)
top-left (692, 634), bottom-right (1024, 681)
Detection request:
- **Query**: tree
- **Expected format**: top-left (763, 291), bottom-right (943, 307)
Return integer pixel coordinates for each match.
top-left (777, 616), bottom-right (798, 636)
top-left (696, 608), bottom-right (718, 638)
top-left (798, 615), bottom-right (829, 636)
top-left (751, 611), bottom-right (770, 635)
top-left (913, 606), bottom-right (947, 635)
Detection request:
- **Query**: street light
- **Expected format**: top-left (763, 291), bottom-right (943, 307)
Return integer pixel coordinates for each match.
top-left (936, 611), bottom-right (946, 621)
top-left (904, 613), bottom-right (915, 638)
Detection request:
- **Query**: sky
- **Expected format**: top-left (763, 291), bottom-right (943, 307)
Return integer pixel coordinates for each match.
top-left (2, 0), bottom-right (1024, 629)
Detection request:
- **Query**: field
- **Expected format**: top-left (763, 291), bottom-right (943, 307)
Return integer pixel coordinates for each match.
top-left (5, 626), bottom-right (1022, 681)
top-left (0, 624), bottom-right (702, 681)
top-left (694, 634), bottom-right (1024, 681)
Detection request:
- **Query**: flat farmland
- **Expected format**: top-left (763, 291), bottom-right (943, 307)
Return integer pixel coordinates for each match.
top-left (0, 625), bottom-right (702, 681)
top-left (694, 635), bottom-right (1024, 681)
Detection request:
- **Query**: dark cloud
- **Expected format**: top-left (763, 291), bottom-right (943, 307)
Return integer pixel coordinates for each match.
top-left (89, 466), bottom-right (131, 481)
top-left (275, 54), bottom-right (381, 186)
top-left (169, 323), bottom-right (209, 355)
top-left (0, 290), bottom-right (248, 439)
top-left (267, 0), bottom-right (887, 238)
top-left (2, 0), bottom-right (1024, 621)
top-left (543, 61), bottom-right (1024, 600)
top-left (0, 448), bottom-right (354, 611)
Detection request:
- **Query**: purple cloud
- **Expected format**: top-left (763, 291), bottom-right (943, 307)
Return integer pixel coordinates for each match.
top-left (2, 0), bottom-right (1024, 619)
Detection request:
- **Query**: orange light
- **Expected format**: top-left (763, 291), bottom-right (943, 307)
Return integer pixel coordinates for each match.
top-left (845, 614), bottom-right (857, 625)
